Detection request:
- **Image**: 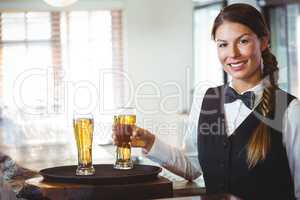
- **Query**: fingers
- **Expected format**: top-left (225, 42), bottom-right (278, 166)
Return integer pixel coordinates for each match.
top-left (111, 134), bottom-right (119, 145)
top-left (111, 124), bottom-right (118, 145)
top-left (112, 124), bottom-right (134, 145)
top-left (131, 136), bottom-right (146, 147)
top-left (132, 126), bottom-right (145, 137)
top-left (112, 124), bottom-right (152, 149)
top-left (116, 124), bottom-right (133, 136)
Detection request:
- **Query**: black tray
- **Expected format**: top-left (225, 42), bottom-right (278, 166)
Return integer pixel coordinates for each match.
top-left (39, 164), bottom-right (162, 185)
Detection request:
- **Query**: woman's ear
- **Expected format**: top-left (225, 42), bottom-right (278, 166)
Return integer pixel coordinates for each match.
top-left (260, 36), bottom-right (269, 52)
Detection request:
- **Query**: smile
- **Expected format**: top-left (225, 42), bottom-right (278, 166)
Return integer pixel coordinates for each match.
top-left (227, 61), bottom-right (247, 68)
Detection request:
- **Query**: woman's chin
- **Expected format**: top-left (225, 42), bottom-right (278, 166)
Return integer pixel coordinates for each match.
top-left (230, 72), bottom-right (262, 84)
top-left (229, 71), bottom-right (248, 80)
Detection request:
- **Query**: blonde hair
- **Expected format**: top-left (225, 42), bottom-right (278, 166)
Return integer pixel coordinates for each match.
top-left (246, 48), bottom-right (278, 168)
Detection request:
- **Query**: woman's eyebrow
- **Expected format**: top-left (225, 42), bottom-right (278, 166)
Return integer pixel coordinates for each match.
top-left (238, 33), bottom-right (252, 38)
top-left (216, 39), bottom-right (227, 43)
top-left (216, 33), bottom-right (252, 42)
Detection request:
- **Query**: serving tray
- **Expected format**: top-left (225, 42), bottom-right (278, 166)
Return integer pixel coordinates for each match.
top-left (39, 164), bottom-right (162, 185)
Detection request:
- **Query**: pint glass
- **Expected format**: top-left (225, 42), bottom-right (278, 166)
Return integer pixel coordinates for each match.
top-left (73, 113), bottom-right (95, 175)
top-left (114, 107), bottom-right (136, 170)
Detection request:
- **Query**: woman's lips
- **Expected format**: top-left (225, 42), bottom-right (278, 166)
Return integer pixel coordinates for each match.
top-left (227, 61), bottom-right (247, 71)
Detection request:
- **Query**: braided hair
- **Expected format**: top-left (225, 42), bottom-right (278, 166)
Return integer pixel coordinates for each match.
top-left (211, 4), bottom-right (279, 168)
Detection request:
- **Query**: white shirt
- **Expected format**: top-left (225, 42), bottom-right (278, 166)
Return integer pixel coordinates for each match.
top-left (145, 80), bottom-right (300, 199)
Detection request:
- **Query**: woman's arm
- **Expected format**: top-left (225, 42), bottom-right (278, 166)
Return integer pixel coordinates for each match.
top-left (145, 136), bottom-right (201, 181)
top-left (283, 98), bottom-right (300, 199)
top-left (112, 122), bottom-right (201, 180)
top-left (143, 86), bottom-right (208, 180)
top-left (112, 86), bottom-right (209, 180)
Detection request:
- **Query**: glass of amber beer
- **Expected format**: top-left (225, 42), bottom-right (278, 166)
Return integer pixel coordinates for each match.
top-left (73, 113), bottom-right (95, 175)
top-left (114, 107), bottom-right (136, 170)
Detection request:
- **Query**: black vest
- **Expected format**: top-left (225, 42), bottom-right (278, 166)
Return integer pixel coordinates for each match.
top-left (197, 85), bottom-right (296, 200)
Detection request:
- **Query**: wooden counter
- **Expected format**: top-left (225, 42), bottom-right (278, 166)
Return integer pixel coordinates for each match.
top-left (0, 144), bottom-right (205, 200)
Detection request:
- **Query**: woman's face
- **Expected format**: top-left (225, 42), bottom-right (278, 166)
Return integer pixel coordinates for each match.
top-left (215, 21), bottom-right (267, 84)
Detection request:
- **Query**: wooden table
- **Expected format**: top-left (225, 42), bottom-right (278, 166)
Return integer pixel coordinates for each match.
top-left (21, 176), bottom-right (173, 199)
top-left (157, 194), bottom-right (242, 200)
top-left (0, 143), bottom-right (205, 200)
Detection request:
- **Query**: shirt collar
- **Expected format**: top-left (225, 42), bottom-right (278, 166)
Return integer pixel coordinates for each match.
top-left (228, 76), bottom-right (270, 108)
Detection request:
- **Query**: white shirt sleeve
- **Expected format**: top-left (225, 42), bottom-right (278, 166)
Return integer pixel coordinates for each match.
top-left (145, 86), bottom-right (209, 181)
top-left (283, 98), bottom-right (300, 199)
top-left (145, 137), bottom-right (201, 181)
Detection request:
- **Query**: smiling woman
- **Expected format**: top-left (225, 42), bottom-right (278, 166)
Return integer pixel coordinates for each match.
top-left (112, 3), bottom-right (300, 200)
top-left (214, 21), bottom-right (268, 93)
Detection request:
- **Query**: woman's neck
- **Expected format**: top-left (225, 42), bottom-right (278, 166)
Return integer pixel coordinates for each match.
top-left (232, 77), bottom-right (262, 94)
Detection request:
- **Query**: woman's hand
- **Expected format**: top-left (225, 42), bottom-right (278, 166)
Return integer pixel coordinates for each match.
top-left (112, 125), bottom-right (155, 153)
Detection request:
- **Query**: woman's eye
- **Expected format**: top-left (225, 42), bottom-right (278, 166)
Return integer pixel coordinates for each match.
top-left (240, 39), bottom-right (249, 44)
top-left (218, 43), bottom-right (227, 48)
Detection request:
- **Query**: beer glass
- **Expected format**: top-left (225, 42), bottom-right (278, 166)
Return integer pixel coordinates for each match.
top-left (73, 113), bottom-right (95, 175)
top-left (114, 107), bottom-right (136, 170)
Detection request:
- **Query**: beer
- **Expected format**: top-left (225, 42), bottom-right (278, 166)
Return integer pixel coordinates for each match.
top-left (114, 110), bottom-right (136, 170)
top-left (73, 117), bottom-right (95, 175)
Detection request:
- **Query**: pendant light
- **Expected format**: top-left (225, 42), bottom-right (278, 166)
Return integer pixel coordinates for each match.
top-left (43, 0), bottom-right (78, 7)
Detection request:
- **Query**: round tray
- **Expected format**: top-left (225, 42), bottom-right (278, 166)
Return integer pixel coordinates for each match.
top-left (39, 164), bottom-right (162, 185)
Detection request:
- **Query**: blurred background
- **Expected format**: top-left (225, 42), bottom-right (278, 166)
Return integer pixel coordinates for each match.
top-left (0, 0), bottom-right (299, 148)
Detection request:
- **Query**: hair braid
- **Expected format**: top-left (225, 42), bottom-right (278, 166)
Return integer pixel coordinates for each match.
top-left (246, 48), bottom-right (279, 168)
top-left (211, 4), bottom-right (281, 168)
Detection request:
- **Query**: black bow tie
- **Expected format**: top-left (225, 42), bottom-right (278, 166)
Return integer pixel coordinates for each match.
top-left (224, 86), bottom-right (256, 109)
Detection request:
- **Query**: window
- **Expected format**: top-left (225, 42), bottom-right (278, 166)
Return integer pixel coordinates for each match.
top-left (0, 10), bottom-right (124, 145)
top-left (1, 12), bottom-right (52, 112)
top-left (265, 2), bottom-right (300, 98)
top-left (193, 3), bottom-right (225, 92)
top-left (0, 10), bottom-right (124, 116)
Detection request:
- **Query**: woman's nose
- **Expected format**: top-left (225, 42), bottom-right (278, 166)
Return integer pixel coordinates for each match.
top-left (228, 44), bottom-right (240, 58)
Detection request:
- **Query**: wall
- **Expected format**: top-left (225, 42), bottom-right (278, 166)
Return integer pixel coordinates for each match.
top-left (123, 0), bottom-right (193, 115)
top-left (122, 0), bottom-right (193, 144)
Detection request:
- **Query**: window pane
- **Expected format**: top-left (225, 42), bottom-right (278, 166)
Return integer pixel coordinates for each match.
top-left (287, 4), bottom-right (300, 98)
top-left (0, 10), bottom-right (123, 146)
top-left (65, 11), bottom-right (113, 69)
top-left (2, 13), bottom-right (26, 41)
top-left (1, 12), bottom-right (52, 109)
top-left (269, 3), bottom-right (300, 98)
top-left (194, 4), bottom-right (224, 90)
top-left (26, 44), bottom-right (52, 67)
top-left (89, 11), bottom-right (112, 67)
top-left (62, 11), bottom-right (114, 114)
top-left (2, 44), bottom-right (51, 107)
top-left (27, 12), bottom-right (51, 40)
top-left (269, 7), bottom-right (289, 91)
top-left (3, 45), bottom-right (27, 105)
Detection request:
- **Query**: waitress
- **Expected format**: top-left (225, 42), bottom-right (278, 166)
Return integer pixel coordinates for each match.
top-left (112, 3), bottom-right (299, 200)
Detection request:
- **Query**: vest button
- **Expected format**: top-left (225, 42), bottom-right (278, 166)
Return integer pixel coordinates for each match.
top-left (219, 183), bottom-right (225, 191)
top-left (223, 140), bottom-right (228, 148)
top-left (220, 161), bottom-right (225, 168)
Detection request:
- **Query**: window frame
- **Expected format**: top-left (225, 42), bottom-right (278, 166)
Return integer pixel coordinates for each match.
top-left (0, 9), bottom-right (124, 114)
top-left (262, 2), bottom-right (300, 97)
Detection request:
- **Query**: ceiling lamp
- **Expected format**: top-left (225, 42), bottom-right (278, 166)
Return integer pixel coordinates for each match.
top-left (43, 0), bottom-right (78, 7)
